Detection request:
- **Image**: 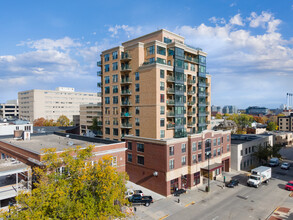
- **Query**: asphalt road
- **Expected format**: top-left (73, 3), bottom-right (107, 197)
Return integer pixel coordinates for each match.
top-left (167, 148), bottom-right (293, 220)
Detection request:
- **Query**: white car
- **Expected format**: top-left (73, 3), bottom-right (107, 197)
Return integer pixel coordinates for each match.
top-left (281, 162), bottom-right (290, 170)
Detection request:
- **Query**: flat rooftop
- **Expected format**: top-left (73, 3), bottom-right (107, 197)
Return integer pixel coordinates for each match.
top-left (0, 134), bottom-right (113, 155)
top-left (231, 134), bottom-right (262, 144)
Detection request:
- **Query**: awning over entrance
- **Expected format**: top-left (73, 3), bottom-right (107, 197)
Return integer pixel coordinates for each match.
top-left (201, 163), bottom-right (223, 172)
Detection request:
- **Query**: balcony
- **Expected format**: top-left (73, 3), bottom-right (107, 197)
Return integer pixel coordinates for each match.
top-left (121, 90), bottom-right (131, 95)
top-left (121, 53), bottom-right (132, 61)
top-left (188, 112), bottom-right (195, 116)
top-left (143, 60), bottom-right (172, 66)
top-left (121, 101), bottom-right (132, 106)
top-left (121, 123), bottom-right (132, 128)
top-left (167, 100), bottom-right (175, 105)
top-left (121, 112), bottom-right (132, 117)
top-left (174, 130), bottom-right (187, 138)
top-left (187, 90), bottom-right (196, 95)
top-left (167, 76), bottom-right (175, 82)
top-left (97, 61), bottom-right (102, 66)
top-left (198, 82), bottom-right (207, 87)
top-left (198, 92), bottom-right (208, 97)
top-left (97, 71), bottom-right (102, 76)
top-left (121, 65), bottom-right (132, 72)
top-left (184, 56), bottom-right (199, 64)
top-left (198, 122), bottom-right (207, 127)
top-left (188, 101), bottom-right (195, 106)
top-left (167, 88), bottom-right (175, 94)
top-left (198, 72), bottom-right (206, 78)
top-left (97, 82), bottom-right (102, 88)
top-left (188, 122), bottom-right (195, 127)
top-left (198, 102), bottom-right (207, 107)
top-left (121, 78), bottom-right (132, 84)
top-left (167, 111), bottom-right (175, 117)
top-left (187, 79), bottom-right (195, 85)
top-left (167, 123), bottom-right (175, 129)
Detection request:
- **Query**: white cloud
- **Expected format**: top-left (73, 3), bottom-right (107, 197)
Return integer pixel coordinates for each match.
top-left (209, 16), bottom-right (226, 24)
top-left (229, 14), bottom-right (244, 26)
top-left (248, 11), bottom-right (281, 33)
top-left (108, 25), bottom-right (142, 38)
top-left (230, 2), bottom-right (236, 7)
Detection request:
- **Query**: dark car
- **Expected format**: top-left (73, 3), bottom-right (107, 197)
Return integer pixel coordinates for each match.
top-left (226, 179), bottom-right (239, 188)
top-left (174, 189), bottom-right (187, 196)
top-left (128, 194), bottom-right (153, 207)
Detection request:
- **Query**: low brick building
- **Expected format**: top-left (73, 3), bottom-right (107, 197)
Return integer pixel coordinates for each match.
top-left (0, 132), bottom-right (126, 172)
top-left (125, 130), bottom-right (231, 196)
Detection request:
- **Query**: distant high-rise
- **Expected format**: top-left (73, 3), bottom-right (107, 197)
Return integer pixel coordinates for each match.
top-left (222, 105), bottom-right (237, 114)
top-left (97, 29), bottom-right (211, 141)
top-left (18, 87), bottom-right (101, 122)
top-left (0, 100), bottom-right (19, 119)
top-left (246, 106), bottom-right (268, 115)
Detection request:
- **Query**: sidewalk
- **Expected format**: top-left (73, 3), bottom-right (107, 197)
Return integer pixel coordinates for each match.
top-left (129, 170), bottom-right (247, 220)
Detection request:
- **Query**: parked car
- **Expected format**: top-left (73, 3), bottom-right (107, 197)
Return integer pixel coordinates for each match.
top-left (281, 162), bottom-right (290, 170)
top-left (269, 158), bottom-right (279, 167)
top-left (128, 194), bottom-right (153, 207)
top-left (285, 181), bottom-right (293, 191)
top-left (174, 188), bottom-right (187, 196)
top-left (226, 179), bottom-right (239, 188)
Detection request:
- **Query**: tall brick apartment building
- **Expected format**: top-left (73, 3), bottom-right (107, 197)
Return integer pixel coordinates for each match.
top-left (97, 29), bottom-right (211, 141)
top-left (125, 130), bottom-right (231, 196)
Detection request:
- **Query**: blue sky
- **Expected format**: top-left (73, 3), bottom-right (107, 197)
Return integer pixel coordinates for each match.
top-left (1, 0), bottom-right (293, 108)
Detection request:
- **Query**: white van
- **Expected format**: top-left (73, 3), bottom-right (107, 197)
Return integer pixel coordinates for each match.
top-left (269, 158), bottom-right (279, 167)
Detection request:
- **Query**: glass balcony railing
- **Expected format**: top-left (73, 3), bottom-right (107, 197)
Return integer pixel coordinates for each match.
top-left (198, 82), bottom-right (207, 87)
top-left (121, 112), bottom-right (132, 117)
top-left (121, 90), bottom-right (131, 95)
top-left (188, 101), bottom-right (195, 106)
top-left (167, 76), bottom-right (175, 82)
top-left (143, 60), bottom-right (172, 66)
top-left (121, 78), bottom-right (132, 84)
top-left (184, 56), bottom-right (199, 63)
top-left (121, 65), bottom-right (132, 71)
top-left (187, 79), bottom-right (196, 84)
top-left (97, 71), bottom-right (102, 76)
top-left (97, 82), bottom-right (102, 88)
top-left (198, 72), bottom-right (206, 78)
top-left (187, 90), bottom-right (196, 95)
top-left (187, 112), bottom-right (195, 116)
top-left (97, 61), bottom-right (102, 66)
top-left (198, 92), bottom-right (207, 97)
top-left (121, 101), bottom-right (132, 106)
top-left (188, 122), bottom-right (195, 127)
top-left (167, 123), bottom-right (175, 129)
top-left (167, 88), bottom-right (175, 94)
top-left (121, 123), bottom-right (132, 128)
top-left (167, 100), bottom-right (175, 105)
top-left (167, 111), bottom-right (175, 117)
top-left (174, 130), bottom-right (187, 138)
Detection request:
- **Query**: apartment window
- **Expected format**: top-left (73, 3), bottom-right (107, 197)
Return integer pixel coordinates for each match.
top-left (105, 86), bottom-right (110, 94)
top-left (192, 142), bottom-right (197, 151)
top-left (181, 156), bottom-right (186, 165)
top-left (245, 148), bottom-right (248, 155)
top-left (113, 118), bottom-right (118, 125)
top-left (184, 62), bottom-right (188, 70)
top-left (160, 69), bottom-right (164, 78)
top-left (104, 54), bottom-right (109, 62)
top-left (113, 85), bottom-right (118, 93)
top-left (160, 106), bottom-right (165, 115)
top-left (198, 153), bottom-right (202, 162)
top-left (113, 96), bottom-right (118, 104)
top-left (149, 57), bottom-right (155, 63)
top-left (135, 72), bottom-right (139, 80)
top-left (190, 63), bottom-right (195, 71)
top-left (136, 129), bottom-right (140, 136)
top-left (164, 37), bottom-right (172, 44)
top-left (135, 118), bottom-right (140, 126)
top-left (113, 107), bottom-right (118, 115)
top-left (127, 142), bottom-right (132, 150)
top-left (198, 142), bottom-right (202, 150)
top-left (147, 45), bottom-right (155, 55)
top-left (157, 46), bottom-right (166, 55)
top-left (137, 143), bottom-right (144, 152)
top-left (160, 94), bottom-right (165, 103)
top-left (169, 146), bottom-right (174, 156)
top-left (113, 74), bottom-right (118, 83)
top-left (112, 62), bottom-right (118, 71)
top-left (105, 64), bottom-right (110, 72)
top-left (160, 118), bottom-right (165, 127)
top-left (213, 139), bottom-right (217, 146)
top-left (105, 127), bottom-right (110, 135)
top-left (217, 148), bottom-right (221, 156)
top-left (181, 144), bottom-right (186, 153)
top-left (135, 107), bottom-right (140, 115)
top-left (169, 159), bottom-right (174, 170)
top-left (157, 57), bottom-right (166, 64)
top-left (113, 128), bottom-right (118, 136)
top-left (127, 153), bottom-right (132, 162)
top-left (135, 95), bottom-right (140, 104)
top-left (160, 82), bottom-right (165, 91)
top-left (213, 149), bottom-right (217, 157)
top-left (137, 156), bottom-right (144, 165)
top-left (135, 84), bottom-right (140, 92)
top-left (218, 138), bottom-right (221, 145)
top-left (105, 107), bottom-right (110, 115)
top-left (112, 51), bottom-right (118, 60)
top-left (160, 130), bottom-right (165, 138)
top-left (192, 154), bottom-right (197, 164)
top-left (227, 144), bottom-right (230, 152)
top-left (105, 97), bottom-right (110, 104)
top-left (105, 76), bottom-right (110, 84)
top-left (227, 135), bottom-right (230, 142)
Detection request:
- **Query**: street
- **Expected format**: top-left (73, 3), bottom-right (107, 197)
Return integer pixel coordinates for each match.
top-left (131, 147), bottom-right (293, 220)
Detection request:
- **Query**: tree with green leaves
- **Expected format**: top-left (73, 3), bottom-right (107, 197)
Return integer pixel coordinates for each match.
top-left (57, 115), bottom-right (70, 126)
top-left (267, 121), bottom-right (278, 131)
top-left (1, 146), bottom-right (129, 219)
top-left (254, 144), bottom-right (283, 164)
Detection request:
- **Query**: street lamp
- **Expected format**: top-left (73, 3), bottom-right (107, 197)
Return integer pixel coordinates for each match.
top-left (206, 151), bottom-right (211, 192)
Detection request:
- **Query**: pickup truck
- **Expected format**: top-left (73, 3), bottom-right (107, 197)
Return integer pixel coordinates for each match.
top-left (128, 194), bottom-right (153, 207)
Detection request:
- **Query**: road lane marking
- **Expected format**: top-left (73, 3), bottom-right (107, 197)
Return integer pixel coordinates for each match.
top-left (159, 215), bottom-right (169, 220)
top-left (184, 201), bottom-right (195, 207)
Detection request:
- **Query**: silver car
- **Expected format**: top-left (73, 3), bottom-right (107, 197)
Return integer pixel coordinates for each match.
top-left (281, 162), bottom-right (290, 170)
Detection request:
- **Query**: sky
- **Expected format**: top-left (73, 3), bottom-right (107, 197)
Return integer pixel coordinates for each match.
top-left (0, 0), bottom-right (293, 109)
